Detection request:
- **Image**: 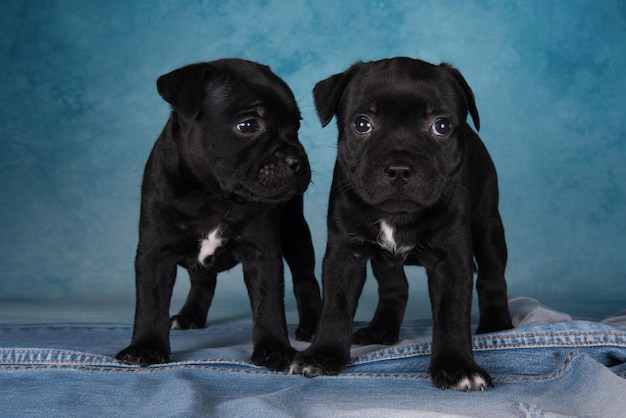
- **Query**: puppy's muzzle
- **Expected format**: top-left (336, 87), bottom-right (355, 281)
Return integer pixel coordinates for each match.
top-left (260, 151), bottom-right (304, 176)
top-left (257, 149), bottom-right (309, 192)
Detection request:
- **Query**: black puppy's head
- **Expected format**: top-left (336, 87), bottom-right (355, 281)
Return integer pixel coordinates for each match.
top-left (314, 57), bottom-right (479, 213)
top-left (157, 58), bottom-right (311, 203)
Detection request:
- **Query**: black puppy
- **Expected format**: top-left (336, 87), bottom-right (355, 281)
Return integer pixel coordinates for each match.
top-left (117, 59), bottom-right (321, 371)
top-left (290, 57), bottom-right (512, 390)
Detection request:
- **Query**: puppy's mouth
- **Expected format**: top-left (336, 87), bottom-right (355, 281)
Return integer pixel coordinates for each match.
top-left (357, 178), bottom-right (447, 214)
top-left (375, 196), bottom-right (423, 213)
top-left (364, 185), bottom-right (444, 213)
top-left (242, 181), bottom-right (305, 203)
top-left (355, 155), bottom-right (447, 213)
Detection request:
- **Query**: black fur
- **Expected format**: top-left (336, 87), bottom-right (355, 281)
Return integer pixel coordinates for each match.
top-left (117, 59), bottom-right (321, 370)
top-left (290, 57), bottom-right (512, 390)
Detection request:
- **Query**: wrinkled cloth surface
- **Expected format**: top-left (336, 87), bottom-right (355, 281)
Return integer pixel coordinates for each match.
top-left (1, 297), bottom-right (625, 417)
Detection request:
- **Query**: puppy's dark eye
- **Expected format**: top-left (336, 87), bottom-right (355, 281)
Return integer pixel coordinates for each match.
top-left (236, 119), bottom-right (259, 134)
top-left (354, 116), bottom-right (373, 135)
top-left (431, 118), bottom-right (452, 137)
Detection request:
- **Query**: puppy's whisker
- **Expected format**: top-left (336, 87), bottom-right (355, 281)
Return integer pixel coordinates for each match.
top-left (307, 179), bottom-right (320, 193)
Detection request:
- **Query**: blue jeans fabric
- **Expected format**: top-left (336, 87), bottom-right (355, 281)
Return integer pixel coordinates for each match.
top-left (1, 298), bottom-right (625, 417)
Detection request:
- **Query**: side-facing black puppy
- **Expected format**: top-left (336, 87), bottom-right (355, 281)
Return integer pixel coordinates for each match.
top-left (117, 59), bottom-right (321, 371)
top-left (290, 57), bottom-right (512, 390)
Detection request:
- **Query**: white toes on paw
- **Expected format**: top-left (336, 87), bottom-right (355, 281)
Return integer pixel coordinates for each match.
top-left (288, 363), bottom-right (304, 375)
top-left (452, 374), bottom-right (488, 392)
top-left (290, 363), bottom-right (322, 377)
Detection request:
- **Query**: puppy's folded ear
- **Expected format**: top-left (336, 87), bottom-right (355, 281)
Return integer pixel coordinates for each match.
top-left (313, 63), bottom-right (360, 127)
top-left (439, 64), bottom-right (480, 131)
top-left (157, 63), bottom-right (208, 119)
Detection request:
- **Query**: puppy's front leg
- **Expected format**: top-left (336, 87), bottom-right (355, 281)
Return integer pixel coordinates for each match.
top-left (117, 252), bottom-right (177, 366)
top-left (426, 253), bottom-right (492, 391)
top-left (280, 195), bottom-right (322, 342)
top-left (290, 248), bottom-right (368, 377)
top-left (243, 254), bottom-right (295, 371)
top-left (353, 257), bottom-right (408, 345)
top-left (473, 212), bottom-right (513, 334)
top-left (170, 269), bottom-right (217, 330)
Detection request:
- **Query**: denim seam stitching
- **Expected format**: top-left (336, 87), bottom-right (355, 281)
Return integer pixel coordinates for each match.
top-left (352, 335), bottom-right (626, 364)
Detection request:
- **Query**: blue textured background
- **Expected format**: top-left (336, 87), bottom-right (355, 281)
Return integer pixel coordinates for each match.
top-left (1, 0), bottom-right (624, 322)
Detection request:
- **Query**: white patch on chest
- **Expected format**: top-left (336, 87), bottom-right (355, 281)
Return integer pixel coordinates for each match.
top-left (198, 227), bottom-right (223, 265)
top-left (377, 220), bottom-right (414, 256)
top-left (378, 221), bottom-right (397, 252)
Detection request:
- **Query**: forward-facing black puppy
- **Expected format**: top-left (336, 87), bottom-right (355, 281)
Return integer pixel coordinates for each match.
top-left (117, 59), bottom-right (321, 370)
top-left (290, 57), bottom-right (512, 390)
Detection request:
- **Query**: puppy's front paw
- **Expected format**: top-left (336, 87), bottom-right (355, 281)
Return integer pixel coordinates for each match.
top-left (430, 357), bottom-right (493, 391)
top-left (251, 341), bottom-right (296, 371)
top-left (289, 346), bottom-right (348, 377)
top-left (170, 314), bottom-right (205, 330)
top-left (116, 346), bottom-right (170, 366)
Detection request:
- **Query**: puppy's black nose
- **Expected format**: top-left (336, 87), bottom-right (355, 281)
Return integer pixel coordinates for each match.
top-left (385, 163), bottom-right (414, 184)
top-left (284, 154), bottom-right (302, 172)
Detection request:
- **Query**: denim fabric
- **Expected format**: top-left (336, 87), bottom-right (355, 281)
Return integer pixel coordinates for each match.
top-left (1, 298), bottom-right (625, 417)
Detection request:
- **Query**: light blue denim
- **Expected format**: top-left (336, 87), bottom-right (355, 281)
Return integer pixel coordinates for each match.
top-left (1, 298), bottom-right (625, 417)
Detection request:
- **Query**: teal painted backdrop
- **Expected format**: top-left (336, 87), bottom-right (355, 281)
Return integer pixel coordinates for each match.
top-left (1, 1), bottom-right (624, 321)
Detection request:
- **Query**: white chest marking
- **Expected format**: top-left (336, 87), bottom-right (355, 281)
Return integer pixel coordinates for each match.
top-left (379, 221), bottom-right (397, 252)
top-left (378, 220), bottom-right (414, 256)
top-left (198, 227), bottom-right (223, 265)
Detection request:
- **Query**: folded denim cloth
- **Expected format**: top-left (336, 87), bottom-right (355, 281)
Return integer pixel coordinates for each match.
top-left (1, 298), bottom-right (625, 417)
